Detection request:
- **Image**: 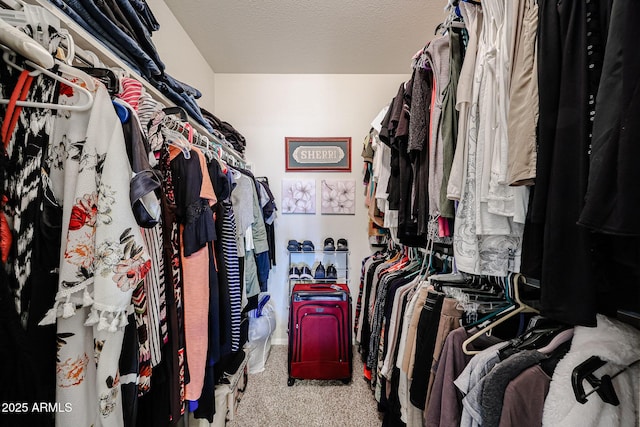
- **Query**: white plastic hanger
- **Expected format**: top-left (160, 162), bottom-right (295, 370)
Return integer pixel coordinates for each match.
top-left (0, 46), bottom-right (93, 111)
top-left (162, 118), bottom-right (191, 159)
top-left (0, 15), bottom-right (53, 68)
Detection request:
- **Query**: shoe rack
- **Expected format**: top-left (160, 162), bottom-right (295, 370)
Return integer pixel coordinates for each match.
top-left (287, 249), bottom-right (349, 294)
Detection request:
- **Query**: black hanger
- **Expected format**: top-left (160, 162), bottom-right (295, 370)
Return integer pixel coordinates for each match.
top-left (498, 324), bottom-right (571, 360)
top-left (572, 356), bottom-right (620, 405)
top-left (77, 67), bottom-right (119, 95)
top-left (572, 357), bottom-right (640, 406)
top-left (162, 106), bottom-right (188, 121)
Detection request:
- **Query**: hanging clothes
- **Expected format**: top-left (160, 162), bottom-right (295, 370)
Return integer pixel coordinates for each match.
top-left (451, 1), bottom-right (524, 278)
top-left (542, 315), bottom-right (640, 427)
top-left (439, 27), bottom-right (465, 219)
top-left (523, 0), bottom-right (612, 326)
top-left (579, 0), bottom-right (640, 236)
top-left (0, 51), bottom-right (59, 427)
top-left (506, 0), bottom-right (539, 186)
top-left (157, 142), bottom-right (187, 423)
top-left (40, 66), bottom-right (151, 427)
top-left (221, 198), bottom-right (242, 353)
top-left (170, 146), bottom-right (217, 401)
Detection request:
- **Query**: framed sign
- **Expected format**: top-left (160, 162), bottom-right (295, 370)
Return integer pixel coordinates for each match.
top-left (285, 137), bottom-right (351, 172)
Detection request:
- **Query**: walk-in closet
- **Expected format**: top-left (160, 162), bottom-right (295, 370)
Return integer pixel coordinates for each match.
top-left (0, 0), bottom-right (638, 426)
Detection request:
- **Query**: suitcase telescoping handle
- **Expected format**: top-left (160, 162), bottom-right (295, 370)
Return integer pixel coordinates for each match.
top-left (309, 284), bottom-right (344, 291)
top-left (293, 291), bottom-right (346, 302)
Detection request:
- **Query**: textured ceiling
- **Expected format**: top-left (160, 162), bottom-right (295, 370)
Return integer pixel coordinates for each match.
top-left (163, 0), bottom-right (447, 74)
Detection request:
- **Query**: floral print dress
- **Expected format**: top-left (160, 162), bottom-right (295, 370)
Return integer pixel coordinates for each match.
top-left (39, 66), bottom-right (150, 426)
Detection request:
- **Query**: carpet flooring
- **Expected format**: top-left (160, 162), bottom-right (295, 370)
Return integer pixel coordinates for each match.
top-left (227, 345), bottom-right (383, 426)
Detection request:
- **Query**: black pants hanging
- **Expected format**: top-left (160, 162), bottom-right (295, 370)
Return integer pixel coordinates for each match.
top-left (409, 290), bottom-right (445, 409)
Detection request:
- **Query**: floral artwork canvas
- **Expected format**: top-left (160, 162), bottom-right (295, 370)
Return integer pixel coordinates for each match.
top-left (321, 180), bottom-right (356, 215)
top-left (282, 179), bottom-right (316, 214)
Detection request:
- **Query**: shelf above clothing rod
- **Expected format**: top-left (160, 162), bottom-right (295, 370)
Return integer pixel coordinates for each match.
top-left (20, 0), bottom-right (246, 167)
top-left (618, 310), bottom-right (640, 329)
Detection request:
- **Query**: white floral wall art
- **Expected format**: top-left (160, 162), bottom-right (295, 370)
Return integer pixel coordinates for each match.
top-left (282, 179), bottom-right (316, 214)
top-left (321, 180), bottom-right (356, 215)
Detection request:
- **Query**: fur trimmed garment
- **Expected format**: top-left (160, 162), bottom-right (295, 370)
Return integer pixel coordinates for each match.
top-left (542, 314), bottom-right (640, 427)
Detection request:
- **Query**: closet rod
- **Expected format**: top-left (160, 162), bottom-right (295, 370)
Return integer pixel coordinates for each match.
top-left (20, 0), bottom-right (246, 165)
top-left (161, 113), bottom-right (245, 168)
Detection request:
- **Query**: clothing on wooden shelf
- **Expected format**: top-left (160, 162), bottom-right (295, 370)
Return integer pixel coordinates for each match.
top-left (48, 0), bottom-right (219, 135)
top-left (200, 107), bottom-right (247, 155)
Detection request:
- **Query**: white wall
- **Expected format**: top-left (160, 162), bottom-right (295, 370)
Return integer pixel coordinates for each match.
top-left (146, 0), bottom-right (216, 111)
top-left (142, 5), bottom-right (409, 345)
top-left (214, 74), bottom-right (408, 344)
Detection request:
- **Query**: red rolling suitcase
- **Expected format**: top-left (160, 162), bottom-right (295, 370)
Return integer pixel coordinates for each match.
top-left (287, 283), bottom-right (352, 386)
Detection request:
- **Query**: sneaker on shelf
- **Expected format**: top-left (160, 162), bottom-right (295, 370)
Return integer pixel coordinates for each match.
top-left (323, 237), bottom-right (335, 251)
top-left (287, 240), bottom-right (301, 252)
top-left (288, 264), bottom-right (301, 279)
top-left (314, 262), bottom-right (326, 280)
top-left (299, 264), bottom-right (314, 280)
top-left (301, 240), bottom-right (315, 252)
top-left (326, 264), bottom-right (338, 281)
top-left (336, 238), bottom-right (348, 251)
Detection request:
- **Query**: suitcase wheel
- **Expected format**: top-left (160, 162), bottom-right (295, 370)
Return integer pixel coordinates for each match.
top-left (287, 378), bottom-right (295, 387)
top-left (341, 378), bottom-right (351, 385)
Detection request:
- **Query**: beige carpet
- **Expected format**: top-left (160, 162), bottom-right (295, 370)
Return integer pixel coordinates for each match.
top-left (227, 345), bottom-right (383, 427)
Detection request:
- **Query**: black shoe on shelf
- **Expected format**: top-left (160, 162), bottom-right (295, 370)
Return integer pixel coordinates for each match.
top-left (289, 264), bottom-right (301, 279)
top-left (323, 237), bottom-right (335, 251)
top-left (314, 262), bottom-right (326, 280)
top-left (336, 238), bottom-right (348, 251)
top-left (287, 240), bottom-right (301, 252)
top-left (299, 264), bottom-right (313, 280)
top-left (326, 264), bottom-right (338, 281)
top-left (301, 240), bottom-right (315, 252)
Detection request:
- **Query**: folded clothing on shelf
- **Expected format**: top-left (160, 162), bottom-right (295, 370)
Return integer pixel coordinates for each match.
top-left (201, 108), bottom-right (246, 154)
